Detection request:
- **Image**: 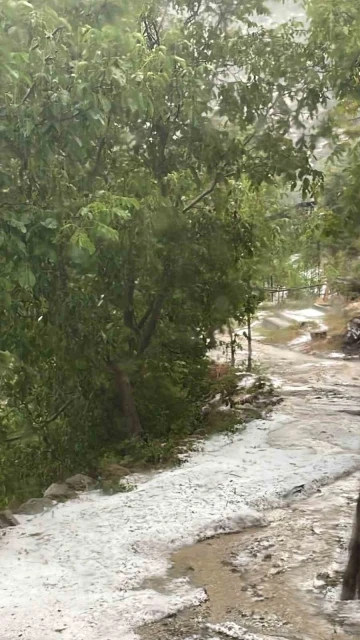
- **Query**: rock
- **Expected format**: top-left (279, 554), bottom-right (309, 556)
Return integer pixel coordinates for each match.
top-left (201, 404), bottom-right (211, 416)
top-left (44, 483), bottom-right (77, 502)
top-left (17, 498), bottom-right (54, 515)
top-left (240, 405), bottom-right (263, 420)
top-left (0, 509), bottom-right (19, 528)
top-left (65, 474), bottom-right (95, 491)
top-left (310, 328), bottom-right (327, 341)
top-left (99, 463), bottom-right (130, 480)
top-left (233, 393), bottom-right (255, 406)
top-left (202, 393), bottom-right (222, 416)
top-left (217, 403), bottom-right (232, 412)
top-left (283, 483), bottom-right (306, 499)
top-left (344, 316), bottom-right (360, 352)
top-left (208, 393), bottom-right (222, 406)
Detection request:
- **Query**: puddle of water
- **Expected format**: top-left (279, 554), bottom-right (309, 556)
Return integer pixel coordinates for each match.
top-left (140, 475), bottom-right (360, 640)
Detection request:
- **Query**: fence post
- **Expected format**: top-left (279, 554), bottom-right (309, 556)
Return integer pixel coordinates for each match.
top-left (247, 314), bottom-right (252, 372)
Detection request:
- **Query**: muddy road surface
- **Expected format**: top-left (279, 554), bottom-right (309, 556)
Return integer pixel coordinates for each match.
top-left (140, 342), bottom-right (360, 640)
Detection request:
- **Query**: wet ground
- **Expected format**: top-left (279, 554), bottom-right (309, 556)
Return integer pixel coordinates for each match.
top-left (141, 473), bottom-right (360, 640)
top-left (140, 334), bottom-right (360, 640)
top-left (3, 304), bottom-right (360, 640)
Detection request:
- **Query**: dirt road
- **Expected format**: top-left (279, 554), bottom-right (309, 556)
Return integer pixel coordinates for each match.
top-left (141, 341), bottom-right (360, 640)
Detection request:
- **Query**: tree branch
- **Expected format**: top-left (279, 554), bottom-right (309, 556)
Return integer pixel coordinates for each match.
top-left (89, 113), bottom-right (112, 179)
top-left (0, 201), bottom-right (30, 208)
top-left (123, 277), bottom-right (138, 333)
top-left (37, 105), bottom-right (91, 128)
top-left (183, 175), bottom-right (219, 213)
top-left (142, 17), bottom-right (160, 50)
top-left (182, 170), bottom-right (237, 213)
top-left (42, 397), bottom-right (74, 425)
top-left (4, 398), bottom-right (74, 443)
top-left (138, 300), bottom-right (155, 331)
top-left (4, 433), bottom-right (26, 443)
top-left (136, 258), bottom-right (173, 355)
top-left (185, 0), bottom-right (203, 25)
top-left (138, 290), bottom-right (167, 355)
top-left (18, 82), bottom-right (36, 107)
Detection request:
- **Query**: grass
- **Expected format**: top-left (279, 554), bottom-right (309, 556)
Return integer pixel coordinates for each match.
top-left (260, 322), bottom-right (302, 346)
top-left (198, 408), bottom-right (246, 436)
top-left (104, 368), bottom-right (277, 474)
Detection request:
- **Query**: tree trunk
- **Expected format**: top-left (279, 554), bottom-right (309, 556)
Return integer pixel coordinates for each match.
top-left (341, 491), bottom-right (360, 600)
top-left (138, 290), bottom-right (167, 355)
top-left (246, 314), bottom-right (252, 372)
top-left (227, 321), bottom-right (236, 367)
top-left (107, 361), bottom-right (142, 438)
top-left (206, 326), bottom-right (217, 349)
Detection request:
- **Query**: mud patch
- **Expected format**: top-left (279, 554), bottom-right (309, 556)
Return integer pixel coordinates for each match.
top-left (140, 474), bottom-right (360, 640)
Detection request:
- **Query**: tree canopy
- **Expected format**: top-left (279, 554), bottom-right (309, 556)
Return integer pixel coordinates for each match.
top-left (0, 0), bottom-right (331, 504)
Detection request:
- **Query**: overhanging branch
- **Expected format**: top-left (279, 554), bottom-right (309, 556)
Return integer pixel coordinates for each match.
top-left (3, 397), bottom-right (75, 443)
top-left (183, 171), bottom-right (236, 213)
top-left (42, 397), bottom-right (74, 425)
top-left (183, 175), bottom-right (219, 213)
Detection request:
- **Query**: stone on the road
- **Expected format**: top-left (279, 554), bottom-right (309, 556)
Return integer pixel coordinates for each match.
top-left (65, 474), bottom-right (95, 491)
top-left (17, 498), bottom-right (54, 515)
top-left (0, 509), bottom-right (19, 528)
top-left (43, 483), bottom-right (77, 502)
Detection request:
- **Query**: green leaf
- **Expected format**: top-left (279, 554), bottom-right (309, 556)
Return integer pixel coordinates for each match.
top-left (16, 0), bottom-right (33, 8)
top-left (0, 291), bottom-right (11, 309)
top-left (98, 95), bottom-right (111, 113)
top-left (113, 208), bottom-right (131, 219)
top-left (23, 120), bottom-right (35, 137)
top-left (173, 56), bottom-right (187, 69)
top-left (120, 197), bottom-right (140, 210)
top-left (41, 218), bottom-right (58, 229)
top-left (17, 265), bottom-right (36, 289)
top-left (0, 350), bottom-right (15, 374)
top-left (13, 237), bottom-right (27, 255)
top-left (70, 229), bottom-right (96, 255)
top-left (111, 67), bottom-right (126, 85)
top-left (7, 219), bottom-right (27, 234)
top-left (94, 222), bottom-right (119, 242)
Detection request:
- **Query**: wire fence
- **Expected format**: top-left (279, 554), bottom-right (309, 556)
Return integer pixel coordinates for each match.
top-left (262, 282), bottom-right (327, 302)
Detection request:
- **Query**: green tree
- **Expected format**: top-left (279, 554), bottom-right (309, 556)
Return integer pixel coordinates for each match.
top-left (0, 0), bottom-right (327, 502)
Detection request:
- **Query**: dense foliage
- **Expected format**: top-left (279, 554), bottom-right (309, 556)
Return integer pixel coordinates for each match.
top-left (0, 0), bottom-right (330, 504)
top-left (300, 0), bottom-right (360, 288)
